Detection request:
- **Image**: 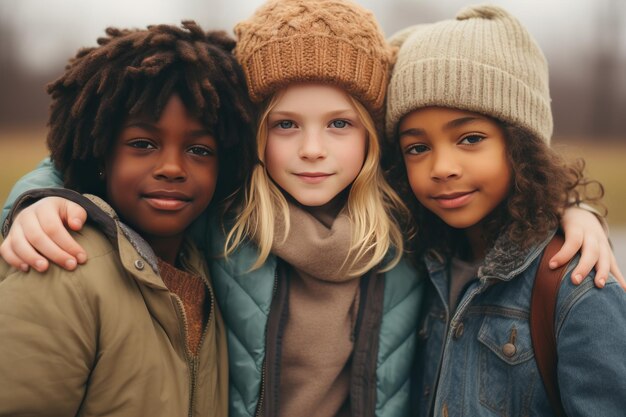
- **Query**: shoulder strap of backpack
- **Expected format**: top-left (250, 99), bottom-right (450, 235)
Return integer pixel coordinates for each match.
top-left (530, 233), bottom-right (571, 417)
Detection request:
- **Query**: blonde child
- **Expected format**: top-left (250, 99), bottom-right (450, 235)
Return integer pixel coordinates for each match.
top-left (0, 22), bottom-right (255, 416)
top-left (214, 1), bottom-right (423, 415)
top-left (386, 5), bottom-right (626, 416)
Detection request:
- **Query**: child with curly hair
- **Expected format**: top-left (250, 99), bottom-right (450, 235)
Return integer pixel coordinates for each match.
top-left (386, 5), bottom-right (626, 416)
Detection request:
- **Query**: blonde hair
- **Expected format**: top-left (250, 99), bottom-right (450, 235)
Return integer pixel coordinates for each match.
top-left (225, 92), bottom-right (408, 276)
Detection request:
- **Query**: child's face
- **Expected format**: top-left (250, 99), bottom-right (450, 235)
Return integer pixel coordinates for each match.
top-left (399, 107), bottom-right (511, 230)
top-left (265, 84), bottom-right (367, 207)
top-left (105, 94), bottom-right (218, 242)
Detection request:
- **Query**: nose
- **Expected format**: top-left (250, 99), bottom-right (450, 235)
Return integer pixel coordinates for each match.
top-left (298, 130), bottom-right (327, 160)
top-left (430, 148), bottom-right (461, 182)
top-left (153, 148), bottom-right (187, 182)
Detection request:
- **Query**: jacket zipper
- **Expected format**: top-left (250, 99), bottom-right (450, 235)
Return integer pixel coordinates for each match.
top-left (255, 360), bottom-right (267, 417)
top-left (188, 357), bottom-right (198, 417)
top-left (171, 295), bottom-right (195, 417)
top-left (171, 275), bottom-right (215, 417)
top-left (254, 268), bottom-right (279, 417)
top-left (190, 278), bottom-right (216, 416)
top-left (175, 252), bottom-right (217, 417)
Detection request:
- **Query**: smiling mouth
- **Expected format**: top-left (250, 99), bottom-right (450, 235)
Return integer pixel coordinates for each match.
top-left (294, 172), bottom-right (333, 184)
top-left (142, 192), bottom-right (191, 211)
top-left (431, 191), bottom-right (476, 209)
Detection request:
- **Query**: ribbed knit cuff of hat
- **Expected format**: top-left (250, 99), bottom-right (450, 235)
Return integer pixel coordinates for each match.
top-left (234, 0), bottom-right (392, 119)
top-left (386, 57), bottom-right (553, 141)
top-left (385, 5), bottom-right (553, 144)
top-left (240, 34), bottom-right (388, 116)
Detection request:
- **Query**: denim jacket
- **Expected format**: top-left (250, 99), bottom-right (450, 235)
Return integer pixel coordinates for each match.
top-left (414, 230), bottom-right (626, 417)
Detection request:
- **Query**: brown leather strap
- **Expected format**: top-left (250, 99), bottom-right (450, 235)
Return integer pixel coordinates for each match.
top-left (530, 234), bottom-right (571, 417)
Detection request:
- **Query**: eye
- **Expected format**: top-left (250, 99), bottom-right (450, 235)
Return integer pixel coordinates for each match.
top-left (405, 143), bottom-right (430, 155)
top-left (187, 145), bottom-right (215, 157)
top-left (276, 120), bottom-right (296, 129)
top-left (459, 134), bottom-right (485, 145)
top-left (127, 139), bottom-right (156, 149)
top-left (329, 119), bottom-right (350, 129)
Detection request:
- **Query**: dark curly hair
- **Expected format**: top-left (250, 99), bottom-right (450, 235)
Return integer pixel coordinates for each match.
top-left (385, 123), bottom-right (605, 260)
top-left (46, 20), bottom-right (255, 205)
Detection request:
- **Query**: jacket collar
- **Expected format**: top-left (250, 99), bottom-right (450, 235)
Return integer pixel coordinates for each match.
top-left (9, 188), bottom-right (166, 288)
top-left (478, 229), bottom-right (555, 282)
top-left (423, 228), bottom-right (556, 283)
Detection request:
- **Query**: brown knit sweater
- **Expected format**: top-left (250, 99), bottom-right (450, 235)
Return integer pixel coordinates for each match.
top-left (157, 258), bottom-right (209, 356)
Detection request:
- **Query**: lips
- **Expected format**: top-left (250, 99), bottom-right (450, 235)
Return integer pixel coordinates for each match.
top-left (141, 190), bottom-right (191, 211)
top-left (294, 172), bottom-right (333, 184)
top-left (430, 190), bottom-right (476, 209)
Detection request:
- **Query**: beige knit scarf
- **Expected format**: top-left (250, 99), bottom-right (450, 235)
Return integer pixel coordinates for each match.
top-left (271, 198), bottom-right (373, 282)
top-left (271, 196), bottom-right (368, 417)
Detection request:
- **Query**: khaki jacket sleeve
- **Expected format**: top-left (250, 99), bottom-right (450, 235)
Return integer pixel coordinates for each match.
top-left (0, 262), bottom-right (97, 416)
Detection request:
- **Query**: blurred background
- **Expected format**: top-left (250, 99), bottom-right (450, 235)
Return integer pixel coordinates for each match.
top-left (1, 0), bottom-right (625, 272)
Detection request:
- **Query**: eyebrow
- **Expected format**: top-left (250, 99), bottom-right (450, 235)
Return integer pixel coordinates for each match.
top-left (122, 121), bottom-right (158, 131)
top-left (122, 121), bottom-right (212, 136)
top-left (399, 116), bottom-right (482, 137)
top-left (268, 108), bottom-right (357, 119)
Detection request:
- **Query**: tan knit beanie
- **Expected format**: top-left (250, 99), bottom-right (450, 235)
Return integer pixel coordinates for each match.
top-left (234, 0), bottom-right (390, 116)
top-left (386, 4), bottom-right (553, 143)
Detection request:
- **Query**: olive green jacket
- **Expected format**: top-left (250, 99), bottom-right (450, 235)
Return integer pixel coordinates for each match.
top-left (0, 191), bottom-right (228, 417)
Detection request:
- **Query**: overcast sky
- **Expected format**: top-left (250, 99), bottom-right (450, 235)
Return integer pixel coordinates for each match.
top-left (2, 0), bottom-right (624, 75)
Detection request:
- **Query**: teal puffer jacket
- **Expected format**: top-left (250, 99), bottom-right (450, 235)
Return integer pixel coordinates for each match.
top-left (208, 223), bottom-right (425, 417)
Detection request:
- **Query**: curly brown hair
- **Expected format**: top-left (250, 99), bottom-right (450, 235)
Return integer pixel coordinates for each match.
top-left (47, 20), bottom-right (255, 204)
top-left (384, 123), bottom-right (605, 259)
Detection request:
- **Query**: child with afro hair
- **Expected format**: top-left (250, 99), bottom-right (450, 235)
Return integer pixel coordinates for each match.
top-left (0, 20), bottom-right (255, 417)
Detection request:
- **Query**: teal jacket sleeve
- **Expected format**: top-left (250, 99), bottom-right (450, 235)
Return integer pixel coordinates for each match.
top-left (1, 158), bottom-right (63, 224)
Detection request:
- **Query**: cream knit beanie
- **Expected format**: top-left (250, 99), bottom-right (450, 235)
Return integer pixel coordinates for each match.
top-left (234, 0), bottom-right (390, 116)
top-left (386, 4), bottom-right (553, 143)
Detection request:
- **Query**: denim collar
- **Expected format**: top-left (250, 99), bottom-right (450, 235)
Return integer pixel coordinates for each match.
top-left (478, 230), bottom-right (555, 282)
top-left (423, 228), bottom-right (556, 283)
